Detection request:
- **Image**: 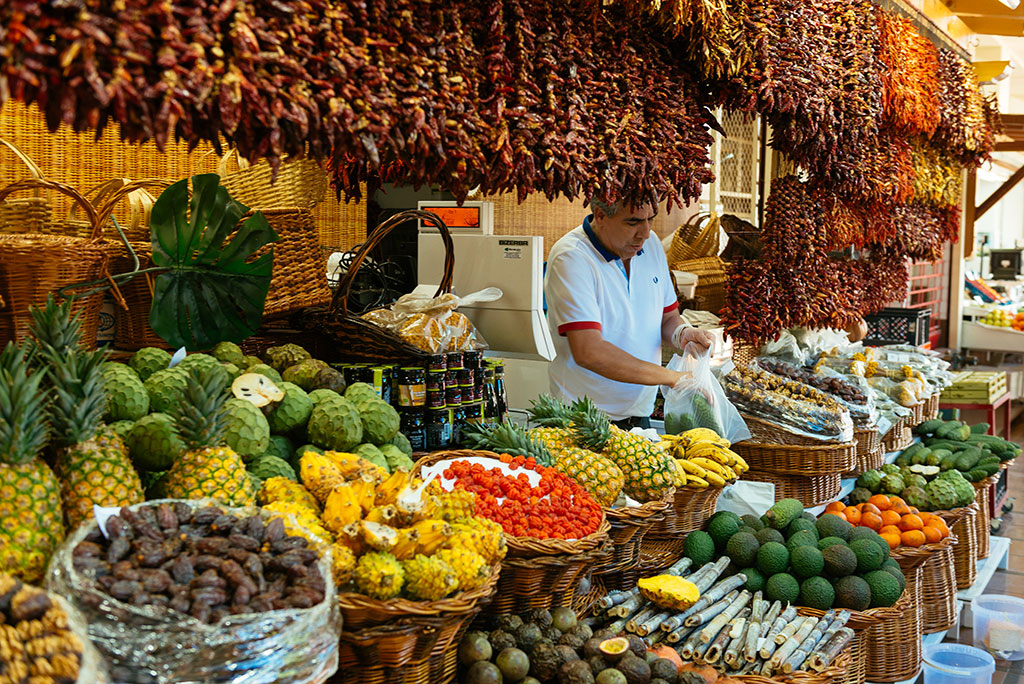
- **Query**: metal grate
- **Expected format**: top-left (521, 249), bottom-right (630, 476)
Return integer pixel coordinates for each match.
top-left (707, 111), bottom-right (761, 224)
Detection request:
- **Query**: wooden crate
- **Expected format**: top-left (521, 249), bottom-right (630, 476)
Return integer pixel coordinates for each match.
top-left (941, 371), bottom-right (1008, 404)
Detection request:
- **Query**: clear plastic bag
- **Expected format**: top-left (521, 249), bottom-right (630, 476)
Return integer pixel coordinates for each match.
top-left (761, 330), bottom-right (806, 366)
top-left (47, 500), bottom-right (340, 684)
top-left (752, 358), bottom-right (878, 428)
top-left (361, 288), bottom-right (501, 353)
top-left (663, 343), bottom-right (751, 443)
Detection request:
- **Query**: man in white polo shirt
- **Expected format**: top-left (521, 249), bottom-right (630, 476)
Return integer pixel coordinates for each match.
top-left (544, 198), bottom-right (713, 428)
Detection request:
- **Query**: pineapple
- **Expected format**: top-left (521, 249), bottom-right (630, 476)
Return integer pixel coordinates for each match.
top-left (553, 447), bottom-right (624, 507)
top-left (461, 421), bottom-right (553, 466)
top-left (0, 342), bottom-right (64, 582)
top-left (29, 299), bottom-right (144, 530)
top-left (529, 427), bottom-right (576, 457)
top-left (528, 395), bottom-right (575, 455)
top-left (163, 367), bottom-right (255, 507)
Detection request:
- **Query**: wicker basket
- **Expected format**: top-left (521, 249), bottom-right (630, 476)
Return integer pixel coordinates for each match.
top-left (331, 567), bottom-right (498, 684)
top-left (907, 401), bottom-right (926, 428)
top-left (647, 484), bottom-right (724, 537)
top-left (636, 535), bottom-right (688, 575)
top-left (882, 418), bottom-right (913, 453)
top-left (919, 538), bottom-right (960, 633)
top-left (949, 505), bottom-right (979, 589)
top-left (412, 450), bottom-right (611, 617)
top-left (594, 492), bottom-right (672, 575)
top-left (0, 179), bottom-right (109, 349)
top-left (732, 341), bottom-right (759, 368)
top-left (734, 440), bottom-right (857, 476)
top-left (854, 427), bottom-right (881, 458)
top-left (863, 564), bottom-right (924, 682)
top-left (667, 213), bottom-right (720, 264)
top-left (732, 650), bottom-right (853, 684)
top-left (926, 393), bottom-right (940, 421)
top-left (743, 415), bottom-right (851, 448)
top-left (673, 255), bottom-right (727, 315)
top-left (0, 138), bottom-right (50, 234)
top-left (742, 470), bottom-right (842, 507)
top-left (974, 475), bottom-right (996, 560)
top-left (217, 149), bottom-right (328, 210)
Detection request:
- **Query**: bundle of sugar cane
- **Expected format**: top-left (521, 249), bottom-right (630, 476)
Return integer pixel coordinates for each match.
top-left (665, 623), bottom-right (697, 644)
top-left (756, 601), bottom-right (782, 647)
top-left (608, 592), bottom-right (648, 619)
top-left (635, 610), bottom-right (673, 636)
top-left (688, 556), bottom-right (731, 594)
top-left (760, 605), bottom-right (798, 659)
top-left (742, 592), bottom-right (767, 662)
top-left (626, 606), bottom-right (660, 633)
top-left (722, 610), bottom-right (753, 668)
top-left (783, 610), bottom-right (837, 673)
top-left (683, 574), bottom-right (748, 626)
top-left (699, 589), bottom-right (751, 644)
top-left (706, 607), bottom-right (749, 664)
top-left (769, 616), bottom-right (818, 672)
top-left (809, 626), bottom-right (855, 671)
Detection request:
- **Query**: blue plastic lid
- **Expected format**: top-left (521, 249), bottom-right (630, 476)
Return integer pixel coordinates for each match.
top-left (924, 643), bottom-right (996, 677)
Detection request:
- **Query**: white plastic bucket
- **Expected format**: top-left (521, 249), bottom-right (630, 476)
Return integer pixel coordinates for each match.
top-left (973, 593), bottom-right (1024, 660)
top-left (922, 643), bottom-right (996, 684)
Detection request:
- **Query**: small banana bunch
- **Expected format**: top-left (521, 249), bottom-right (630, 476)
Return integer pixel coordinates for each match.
top-left (659, 428), bottom-right (748, 489)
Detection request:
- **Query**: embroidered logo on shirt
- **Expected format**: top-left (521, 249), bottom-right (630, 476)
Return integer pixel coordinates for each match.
top-left (653, 276), bottom-right (658, 283)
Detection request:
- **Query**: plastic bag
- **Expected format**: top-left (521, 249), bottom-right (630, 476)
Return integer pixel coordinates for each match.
top-left (56, 593), bottom-right (110, 684)
top-left (662, 343), bottom-right (751, 443)
top-left (48, 500), bottom-right (340, 684)
top-left (362, 288), bottom-right (501, 353)
top-left (752, 358), bottom-right (878, 428)
top-left (760, 330), bottom-right (805, 366)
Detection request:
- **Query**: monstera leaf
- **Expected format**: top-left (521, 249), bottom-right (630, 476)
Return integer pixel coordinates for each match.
top-left (149, 174), bottom-right (279, 350)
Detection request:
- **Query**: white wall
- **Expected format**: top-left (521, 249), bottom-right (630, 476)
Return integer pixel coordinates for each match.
top-left (968, 175), bottom-right (1024, 275)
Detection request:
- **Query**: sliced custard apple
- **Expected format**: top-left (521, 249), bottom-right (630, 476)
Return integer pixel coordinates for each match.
top-left (232, 373), bottom-right (286, 408)
top-left (246, 363), bottom-right (283, 384)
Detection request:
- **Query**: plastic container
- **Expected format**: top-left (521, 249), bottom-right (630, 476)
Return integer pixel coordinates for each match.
top-left (973, 594), bottom-right (1024, 660)
top-left (923, 643), bottom-right (996, 684)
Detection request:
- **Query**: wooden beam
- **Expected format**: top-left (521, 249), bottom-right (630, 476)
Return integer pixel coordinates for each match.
top-left (958, 16), bottom-right (1024, 34)
top-left (994, 141), bottom-right (1024, 152)
top-left (976, 164), bottom-right (1024, 220)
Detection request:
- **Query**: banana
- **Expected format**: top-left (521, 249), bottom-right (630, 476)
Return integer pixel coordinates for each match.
top-left (690, 457), bottom-right (728, 477)
top-left (680, 428), bottom-right (730, 449)
top-left (677, 459), bottom-right (708, 477)
top-left (721, 465), bottom-right (738, 481)
top-left (703, 471), bottom-right (726, 487)
top-left (672, 460), bottom-right (687, 487)
top-left (731, 453), bottom-right (749, 472)
top-left (684, 443), bottom-right (727, 461)
top-left (703, 446), bottom-right (736, 466)
top-left (685, 474), bottom-right (710, 489)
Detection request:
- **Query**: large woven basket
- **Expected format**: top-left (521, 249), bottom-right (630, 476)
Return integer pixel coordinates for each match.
top-left (863, 564), bottom-right (924, 682)
top-left (907, 401), bottom-right (926, 428)
top-left (412, 450), bottom-right (611, 617)
top-left (298, 210), bottom-right (455, 364)
top-left (732, 650), bottom-right (853, 684)
top-left (0, 138), bottom-right (51, 234)
top-left (974, 475), bottom-right (997, 559)
top-left (742, 470), bottom-right (842, 507)
top-left (743, 415), bottom-right (851, 448)
top-left (667, 213), bottom-right (720, 264)
top-left (948, 505), bottom-right (979, 589)
top-left (637, 535), bottom-right (688, 575)
top-left (217, 149), bottom-right (328, 210)
top-left (926, 393), bottom-right (940, 420)
top-left (734, 440), bottom-right (857, 476)
top-left (912, 529), bottom-right (962, 634)
top-left (647, 484), bottom-right (724, 536)
top-left (847, 427), bottom-right (884, 476)
top-left (882, 418), bottom-right (913, 453)
top-left (731, 341), bottom-right (759, 368)
top-left (0, 178), bottom-right (109, 349)
top-left (594, 491), bottom-right (672, 576)
top-left (331, 569), bottom-right (499, 684)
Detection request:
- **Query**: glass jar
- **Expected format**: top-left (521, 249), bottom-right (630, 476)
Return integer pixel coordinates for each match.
top-left (446, 351), bottom-right (464, 370)
top-left (426, 408), bottom-right (452, 450)
top-left (396, 367), bottom-right (427, 407)
top-left (399, 408), bottom-right (426, 452)
top-left (445, 385), bottom-right (463, 407)
top-left (427, 354), bottom-right (447, 373)
top-left (462, 350), bottom-right (483, 369)
top-left (369, 365), bottom-right (394, 404)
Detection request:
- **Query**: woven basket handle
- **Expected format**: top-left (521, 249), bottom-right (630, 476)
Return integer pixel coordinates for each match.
top-left (0, 179), bottom-right (99, 237)
top-left (0, 138), bottom-right (45, 181)
top-left (94, 178), bottom-right (175, 233)
top-left (330, 209), bottom-right (454, 316)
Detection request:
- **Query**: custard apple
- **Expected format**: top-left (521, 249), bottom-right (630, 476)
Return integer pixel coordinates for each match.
top-left (267, 382), bottom-right (313, 434)
top-left (903, 473), bottom-right (928, 490)
top-left (248, 454), bottom-right (297, 481)
top-left (211, 341), bottom-right (246, 367)
top-left (265, 434), bottom-right (294, 462)
top-left (177, 353), bottom-right (219, 373)
top-left (380, 444), bottom-right (415, 472)
top-left (390, 432), bottom-right (413, 456)
top-left (264, 344), bottom-right (311, 372)
top-left (247, 363), bottom-right (283, 384)
top-left (849, 487), bottom-right (872, 505)
top-left (856, 470), bottom-right (882, 493)
top-left (308, 389), bottom-right (342, 406)
top-left (354, 443), bottom-right (390, 472)
top-left (307, 395), bottom-right (363, 451)
top-left (951, 478), bottom-right (975, 507)
top-left (144, 368), bottom-right (189, 414)
top-left (902, 485), bottom-right (930, 511)
top-left (358, 399), bottom-right (401, 445)
top-left (127, 413), bottom-right (186, 472)
top-left (313, 367), bottom-right (347, 394)
top-left (880, 464), bottom-right (901, 476)
top-left (925, 478), bottom-right (957, 510)
top-left (243, 355), bottom-right (263, 368)
top-left (108, 420), bottom-right (135, 439)
top-left (221, 362), bottom-right (242, 382)
top-left (282, 359), bottom-right (330, 391)
top-left (345, 382), bottom-right (380, 405)
top-left (880, 474), bottom-right (905, 495)
top-left (223, 398), bottom-right (271, 461)
top-left (102, 361), bottom-right (135, 377)
top-left (129, 347), bottom-right (172, 380)
top-left (103, 368), bottom-right (150, 421)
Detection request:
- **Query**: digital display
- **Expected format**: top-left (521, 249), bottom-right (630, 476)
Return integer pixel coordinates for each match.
top-left (423, 206), bottom-right (481, 229)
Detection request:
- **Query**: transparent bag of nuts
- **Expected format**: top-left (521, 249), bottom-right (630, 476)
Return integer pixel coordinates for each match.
top-left (47, 499), bottom-right (340, 684)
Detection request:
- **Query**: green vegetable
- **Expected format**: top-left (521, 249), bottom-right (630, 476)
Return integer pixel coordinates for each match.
top-left (764, 498), bottom-right (804, 530)
top-left (970, 423), bottom-right (989, 435)
top-left (916, 419), bottom-right (944, 436)
top-left (799, 576), bottom-right (835, 611)
top-left (683, 530), bottom-right (716, 566)
top-left (725, 532), bottom-right (760, 568)
top-left (764, 573), bottom-right (800, 604)
top-left (756, 542), bottom-right (790, 576)
top-left (816, 514), bottom-right (852, 542)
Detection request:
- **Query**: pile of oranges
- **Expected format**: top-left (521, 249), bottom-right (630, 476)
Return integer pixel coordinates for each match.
top-left (825, 494), bottom-right (951, 550)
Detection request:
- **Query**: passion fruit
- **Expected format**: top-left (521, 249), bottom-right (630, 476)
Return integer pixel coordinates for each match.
top-left (465, 660), bottom-right (503, 684)
top-left (625, 635), bottom-right (647, 659)
top-left (617, 655), bottom-right (652, 684)
top-left (649, 658), bottom-right (678, 683)
top-left (551, 606), bottom-right (579, 633)
top-left (559, 659), bottom-right (596, 684)
top-left (596, 669), bottom-right (629, 684)
top-left (496, 647), bottom-right (531, 682)
top-left (598, 637), bottom-right (631, 663)
top-left (458, 632), bottom-right (493, 665)
top-left (583, 638), bottom-right (605, 659)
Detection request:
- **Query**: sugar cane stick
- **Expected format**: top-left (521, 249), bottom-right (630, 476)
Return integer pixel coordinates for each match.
top-left (705, 623), bottom-right (735, 663)
top-left (679, 559), bottom-right (717, 590)
top-left (693, 633), bottom-right (714, 663)
top-left (664, 556), bottom-right (693, 576)
top-left (742, 593), bottom-right (766, 662)
top-left (610, 593), bottom-right (649, 618)
top-left (686, 588), bottom-right (741, 628)
top-left (783, 610), bottom-right (835, 673)
top-left (693, 556), bottom-right (731, 593)
top-left (809, 627), bottom-right (855, 671)
top-left (774, 612), bottom-right (805, 644)
top-left (758, 659), bottom-right (774, 677)
top-left (699, 589), bottom-right (751, 642)
top-left (647, 630), bottom-right (666, 646)
top-left (683, 573), bottom-right (748, 624)
top-left (679, 628), bottom-right (705, 660)
top-left (596, 588), bottom-right (638, 612)
top-left (760, 605), bottom-right (798, 659)
top-left (627, 607), bottom-right (658, 633)
top-left (771, 616), bottom-right (817, 669)
top-left (605, 617), bottom-right (629, 634)
top-left (720, 611), bottom-right (750, 666)
top-left (758, 601), bottom-right (783, 640)
top-left (665, 622), bottom-right (696, 644)
top-left (637, 611), bottom-right (672, 636)
top-left (805, 608), bottom-right (850, 662)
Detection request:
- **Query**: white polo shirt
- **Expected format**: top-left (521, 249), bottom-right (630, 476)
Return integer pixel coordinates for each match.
top-left (544, 215), bottom-right (678, 420)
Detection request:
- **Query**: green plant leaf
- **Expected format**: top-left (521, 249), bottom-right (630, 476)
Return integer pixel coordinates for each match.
top-left (149, 174), bottom-right (279, 350)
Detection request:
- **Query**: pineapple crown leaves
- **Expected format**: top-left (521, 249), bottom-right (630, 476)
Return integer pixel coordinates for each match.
top-left (28, 297), bottom-right (108, 446)
top-left (461, 421), bottom-right (553, 467)
top-left (170, 366), bottom-right (230, 449)
top-left (568, 397), bottom-right (611, 452)
top-left (0, 342), bottom-right (51, 464)
top-left (527, 394), bottom-right (573, 428)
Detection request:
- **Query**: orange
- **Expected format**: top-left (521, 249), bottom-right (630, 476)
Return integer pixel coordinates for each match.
top-left (880, 524), bottom-right (902, 537)
top-left (844, 507), bottom-right (862, 525)
top-left (880, 532), bottom-right (902, 549)
top-left (826, 501), bottom-right (846, 515)
top-left (922, 526), bottom-right (942, 544)
top-left (900, 530), bottom-right (926, 547)
top-left (862, 503), bottom-right (881, 516)
top-left (890, 501), bottom-right (910, 515)
top-left (868, 495), bottom-right (891, 511)
top-left (880, 510), bottom-right (902, 527)
top-left (861, 512), bottom-right (883, 531)
top-left (889, 495), bottom-right (906, 507)
top-left (899, 514), bottom-right (924, 532)
top-left (908, 507), bottom-right (920, 515)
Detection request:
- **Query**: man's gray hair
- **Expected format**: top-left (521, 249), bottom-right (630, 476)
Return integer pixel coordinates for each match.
top-left (588, 197), bottom-right (621, 218)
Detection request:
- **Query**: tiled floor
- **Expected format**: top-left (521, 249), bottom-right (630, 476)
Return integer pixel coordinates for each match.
top-left (939, 421), bottom-right (1024, 684)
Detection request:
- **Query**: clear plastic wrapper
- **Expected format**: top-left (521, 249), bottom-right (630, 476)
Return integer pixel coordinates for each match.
top-left (55, 593), bottom-right (110, 684)
top-left (752, 358), bottom-right (877, 427)
top-left (663, 343), bottom-right (751, 443)
top-left (760, 330), bottom-right (805, 366)
top-left (47, 500), bottom-right (340, 684)
top-left (361, 288), bottom-right (501, 353)
top-left (724, 366), bottom-right (853, 442)
top-left (791, 327), bottom-right (859, 359)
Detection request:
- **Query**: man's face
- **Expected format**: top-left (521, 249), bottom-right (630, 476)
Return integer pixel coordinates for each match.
top-left (592, 203), bottom-right (658, 260)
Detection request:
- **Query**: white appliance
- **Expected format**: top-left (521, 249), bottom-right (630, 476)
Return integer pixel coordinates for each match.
top-left (416, 201), bottom-right (494, 235)
top-left (417, 233), bottom-right (556, 362)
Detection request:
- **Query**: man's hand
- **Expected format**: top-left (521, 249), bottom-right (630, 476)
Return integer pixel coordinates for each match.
top-left (672, 325), bottom-right (715, 353)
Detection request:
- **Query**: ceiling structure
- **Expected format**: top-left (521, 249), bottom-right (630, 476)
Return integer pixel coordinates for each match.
top-left (942, 0), bottom-right (1024, 36)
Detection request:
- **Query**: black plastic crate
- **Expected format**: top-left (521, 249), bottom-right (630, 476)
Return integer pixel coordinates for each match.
top-left (863, 307), bottom-right (931, 347)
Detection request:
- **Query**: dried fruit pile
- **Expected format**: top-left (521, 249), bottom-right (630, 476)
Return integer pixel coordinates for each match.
top-left (0, 574), bottom-right (84, 684)
top-left (71, 503), bottom-right (327, 624)
top-left (0, 0), bottom-right (714, 208)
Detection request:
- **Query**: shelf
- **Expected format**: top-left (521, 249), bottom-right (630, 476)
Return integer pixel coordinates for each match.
top-left (958, 535), bottom-right (1012, 602)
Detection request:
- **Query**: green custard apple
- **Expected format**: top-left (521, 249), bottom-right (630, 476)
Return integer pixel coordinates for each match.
top-left (126, 413), bottom-right (186, 472)
top-left (129, 347), bottom-right (172, 380)
top-left (103, 367), bottom-right (150, 421)
top-left (358, 399), bottom-right (400, 445)
top-left (263, 344), bottom-right (311, 372)
top-left (267, 382), bottom-right (313, 434)
top-left (211, 341), bottom-right (246, 367)
top-left (248, 454), bottom-right (297, 481)
top-left (223, 398), bottom-right (272, 461)
top-left (264, 435), bottom-right (294, 462)
top-left (247, 363), bottom-right (283, 384)
top-left (144, 368), bottom-right (189, 414)
top-left (307, 395), bottom-right (363, 451)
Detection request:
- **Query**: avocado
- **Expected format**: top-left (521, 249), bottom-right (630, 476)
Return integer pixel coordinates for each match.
top-left (743, 566), bottom-right (766, 593)
top-left (764, 498), bottom-right (804, 530)
top-left (725, 532), bottom-right (760, 568)
top-left (799, 576), bottom-right (835, 611)
top-left (790, 544), bottom-right (825, 579)
top-left (817, 536), bottom-right (847, 550)
top-left (834, 575), bottom-right (871, 611)
top-left (865, 570), bottom-right (903, 608)
top-left (822, 544), bottom-right (858, 578)
top-left (786, 517), bottom-right (819, 541)
top-left (757, 542), bottom-right (790, 575)
top-left (683, 530), bottom-right (716, 566)
top-left (849, 538), bottom-right (884, 573)
top-left (881, 564), bottom-right (907, 593)
top-left (755, 527), bottom-right (786, 546)
top-left (707, 513), bottom-right (741, 551)
top-left (816, 514), bottom-right (853, 542)
top-left (741, 514), bottom-right (765, 531)
top-left (787, 530), bottom-right (819, 553)
top-left (849, 528), bottom-right (890, 560)
top-left (764, 573), bottom-right (800, 604)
